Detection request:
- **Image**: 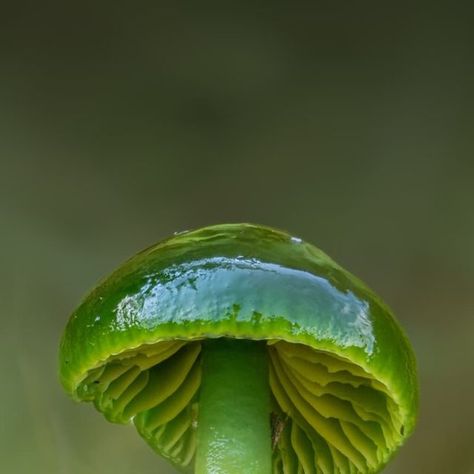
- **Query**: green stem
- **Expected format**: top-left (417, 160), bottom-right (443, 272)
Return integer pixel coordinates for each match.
top-left (195, 338), bottom-right (272, 474)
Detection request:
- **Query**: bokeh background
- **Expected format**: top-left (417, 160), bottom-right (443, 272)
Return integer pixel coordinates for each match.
top-left (1, 2), bottom-right (473, 473)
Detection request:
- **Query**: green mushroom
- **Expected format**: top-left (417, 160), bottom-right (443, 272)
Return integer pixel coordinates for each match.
top-left (59, 223), bottom-right (418, 474)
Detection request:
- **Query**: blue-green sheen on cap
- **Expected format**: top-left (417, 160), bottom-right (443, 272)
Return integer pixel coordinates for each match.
top-left (59, 223), bottom-right (418, 473)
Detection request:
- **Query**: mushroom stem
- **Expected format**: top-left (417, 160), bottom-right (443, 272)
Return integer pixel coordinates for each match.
top-left (195, 338), bottom-right (272, 474)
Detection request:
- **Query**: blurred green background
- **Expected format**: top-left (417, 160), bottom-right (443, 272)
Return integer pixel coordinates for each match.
top-left (1, 2), bottom-right (473, 473)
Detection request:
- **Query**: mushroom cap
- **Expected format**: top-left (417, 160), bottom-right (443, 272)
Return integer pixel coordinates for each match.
top-left (59, 223), bottom-right (418, 473)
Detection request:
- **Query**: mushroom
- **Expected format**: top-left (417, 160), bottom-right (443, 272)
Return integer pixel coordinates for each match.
top-left (59, 223), bottom-right (418, 474)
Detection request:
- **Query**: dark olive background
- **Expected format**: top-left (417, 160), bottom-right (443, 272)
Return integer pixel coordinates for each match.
top-left (1, 2), bottom-right (473, 473)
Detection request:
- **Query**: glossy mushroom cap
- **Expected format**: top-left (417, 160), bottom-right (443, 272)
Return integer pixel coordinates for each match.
top-left (59, 223), bottom-right (418, 473)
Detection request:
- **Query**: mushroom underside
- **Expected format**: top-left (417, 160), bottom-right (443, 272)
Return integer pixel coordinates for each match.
top-left (76, 339), bottom-right (403, 474)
